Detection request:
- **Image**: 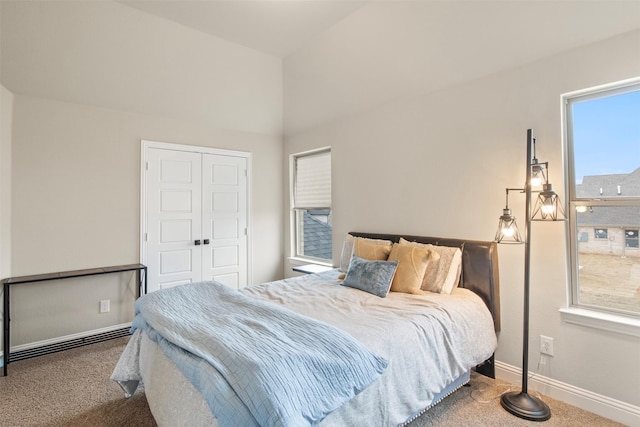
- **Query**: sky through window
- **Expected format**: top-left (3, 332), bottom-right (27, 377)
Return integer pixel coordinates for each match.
top-left (572, 90), bottom-right (640, 183)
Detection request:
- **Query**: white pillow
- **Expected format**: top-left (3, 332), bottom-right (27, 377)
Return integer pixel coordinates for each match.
top-left (339, 234), bottom-right (393, 272)
top-left (399, 238), bottom-right (462, 294)
top-left (339, 234), bottom-right (356, 272)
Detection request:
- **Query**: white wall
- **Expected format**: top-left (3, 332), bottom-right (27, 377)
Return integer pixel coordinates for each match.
top-left (0, 85), bottom-right (12, 280)
top-left (0, 1), bottom-right (284, 348)
top-left (0, 84), bottom-right (14, 354)
top-left (284, 29), bottom-right (640, 413)
top-left (8, 95), bottom-right (282, 346)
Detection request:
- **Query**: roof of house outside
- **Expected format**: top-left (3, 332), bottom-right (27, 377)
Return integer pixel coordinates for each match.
top-left (576, 168), bottom-right (640, 228)
top-left (303, 211), bottom-right (332, 260)
top-left (577, 206), bottom-right (640, 228)
top-left (577, 167), bottom-right (640, 198)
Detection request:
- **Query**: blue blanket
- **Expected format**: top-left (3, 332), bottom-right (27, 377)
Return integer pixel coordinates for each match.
top-left (131, 281), bottom-right (388, 427)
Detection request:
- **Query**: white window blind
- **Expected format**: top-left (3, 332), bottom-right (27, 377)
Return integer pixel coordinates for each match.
top-left (293, 150), bottom-right (331, 209)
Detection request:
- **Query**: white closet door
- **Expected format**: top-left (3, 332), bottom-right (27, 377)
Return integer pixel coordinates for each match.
top-left (146, 148), bottom-right (203, 293)
top-left (202, 154), bottom-right (248, 289)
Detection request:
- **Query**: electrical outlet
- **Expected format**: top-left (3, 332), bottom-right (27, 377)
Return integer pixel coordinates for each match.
top-left (540, 335), bottom-right (554, 356)
top-left (99, 299), bottom-right (110, 314)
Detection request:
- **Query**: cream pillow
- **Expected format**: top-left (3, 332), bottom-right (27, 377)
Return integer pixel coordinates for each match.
top-left (399, 238), bottom-right (462, 294)
top-left (387, 243), bottom-right (439, 295)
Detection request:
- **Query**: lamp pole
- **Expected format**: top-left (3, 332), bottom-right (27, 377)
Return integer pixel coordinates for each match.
top-left (522, 128), bottom-right (533, 395)
top-left (500, 129), bottom-right (552, 421)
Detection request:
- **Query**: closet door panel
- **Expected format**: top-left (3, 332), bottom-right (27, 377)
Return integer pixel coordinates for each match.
top-left (146, 148), bottom-right (203, 293)
top-left (202, 154), bottom-right (248, 289)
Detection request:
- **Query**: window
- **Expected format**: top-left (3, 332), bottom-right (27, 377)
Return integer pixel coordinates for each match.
top-left (594, 228), bottom-right (608, 239)
top-left (564, 79), bottom-right (640, 324)
top-left (290, 148), bottom-right (332, 263)
top-left (626, 230), bottom-right (639, 249)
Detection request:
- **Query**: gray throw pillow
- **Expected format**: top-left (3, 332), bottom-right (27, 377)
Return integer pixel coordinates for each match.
top-left (342, 255), bottom-right (399, 298)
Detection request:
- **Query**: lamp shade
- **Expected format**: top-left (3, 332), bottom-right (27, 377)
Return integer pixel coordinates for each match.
top-left (530, 163), bottom-right (545, 188)
top-left (495, 208), bottom-right (524, 244)
top-left (531, 183), bottom-right (566, 221)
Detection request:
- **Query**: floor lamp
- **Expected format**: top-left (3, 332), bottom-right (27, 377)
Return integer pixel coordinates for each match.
top-left (494, 129), bottom-right (565, 422)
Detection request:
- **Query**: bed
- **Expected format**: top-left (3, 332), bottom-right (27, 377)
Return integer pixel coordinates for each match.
top-left (112, 232), bottom-right (501, 427)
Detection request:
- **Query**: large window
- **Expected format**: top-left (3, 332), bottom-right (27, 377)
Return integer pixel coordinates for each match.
top-left (290, 148), bottom-right (332, 263)
top-left (564, 79), bottom-right (640, 321)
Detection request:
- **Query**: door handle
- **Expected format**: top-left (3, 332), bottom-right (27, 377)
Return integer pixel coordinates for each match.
top-left (194, 240), bottom-right (201, 245)
top-left (203, 239), bottom-right (210, 245)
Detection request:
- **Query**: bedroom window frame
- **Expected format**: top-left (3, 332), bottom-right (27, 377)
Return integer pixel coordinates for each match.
top-left (289, 147), bottom-right (333, 265)
top-left (560, 78), bottom-right (640, 337)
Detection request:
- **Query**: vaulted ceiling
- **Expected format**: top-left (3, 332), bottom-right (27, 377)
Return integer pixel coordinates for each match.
top-left (117, 0), bottom-right (368, 58)
top-left (2, 1), bottom-right (639, 135)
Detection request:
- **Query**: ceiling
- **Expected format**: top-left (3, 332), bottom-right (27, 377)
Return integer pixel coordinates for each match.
top-left (117, 0), bottom-right (640, 63)
top-left (118, 0), bottom-right (368, 58)
top-left (282, 0), bottom-right (640, 134)
top-left (3, 1), bottom-right (640, 135)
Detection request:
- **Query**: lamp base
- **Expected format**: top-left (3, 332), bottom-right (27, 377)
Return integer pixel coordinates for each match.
top-left (501, 391), bottom-right (551, 422)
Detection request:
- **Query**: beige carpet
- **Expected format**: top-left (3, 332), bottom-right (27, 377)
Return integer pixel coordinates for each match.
top-left (0, 337), bottom-right (626, 426)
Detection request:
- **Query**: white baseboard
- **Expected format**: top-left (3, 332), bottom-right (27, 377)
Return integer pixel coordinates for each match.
top-left (496, 361), bottom-right (640, 426)
top-left (0, 323), bottom-right (132, 367)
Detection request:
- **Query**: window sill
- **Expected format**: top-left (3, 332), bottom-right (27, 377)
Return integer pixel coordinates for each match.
top-left (559, 307), bottom-right (640, 337)
top-left (292, 264), bottom-right (335, 275)
top-left (288, 257), bottom-right (334, 268)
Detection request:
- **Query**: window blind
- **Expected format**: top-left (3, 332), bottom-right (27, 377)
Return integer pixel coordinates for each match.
top-left (293, 150), bottom-right (331, 209)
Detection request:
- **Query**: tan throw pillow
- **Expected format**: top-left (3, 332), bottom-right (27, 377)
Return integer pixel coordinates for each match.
top-left (387, 243), bottom-right (439, 294)
top-left (399, 238), bottom-right (462, 294)
top-left (352, 237), bottom-right (393, 261)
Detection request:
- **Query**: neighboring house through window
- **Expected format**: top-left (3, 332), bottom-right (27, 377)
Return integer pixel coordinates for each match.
top-left (563, 79), bottom-right (640, 329)
top-left (290, 148), bottom-right (332, 263)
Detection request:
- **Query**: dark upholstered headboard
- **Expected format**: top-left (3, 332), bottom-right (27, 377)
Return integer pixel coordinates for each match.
top-left (349, 232), bottom-right (501, 332)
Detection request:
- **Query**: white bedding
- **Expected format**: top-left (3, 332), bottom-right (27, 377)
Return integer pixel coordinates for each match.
top-left (113, 269), bottom-right (497, 426)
